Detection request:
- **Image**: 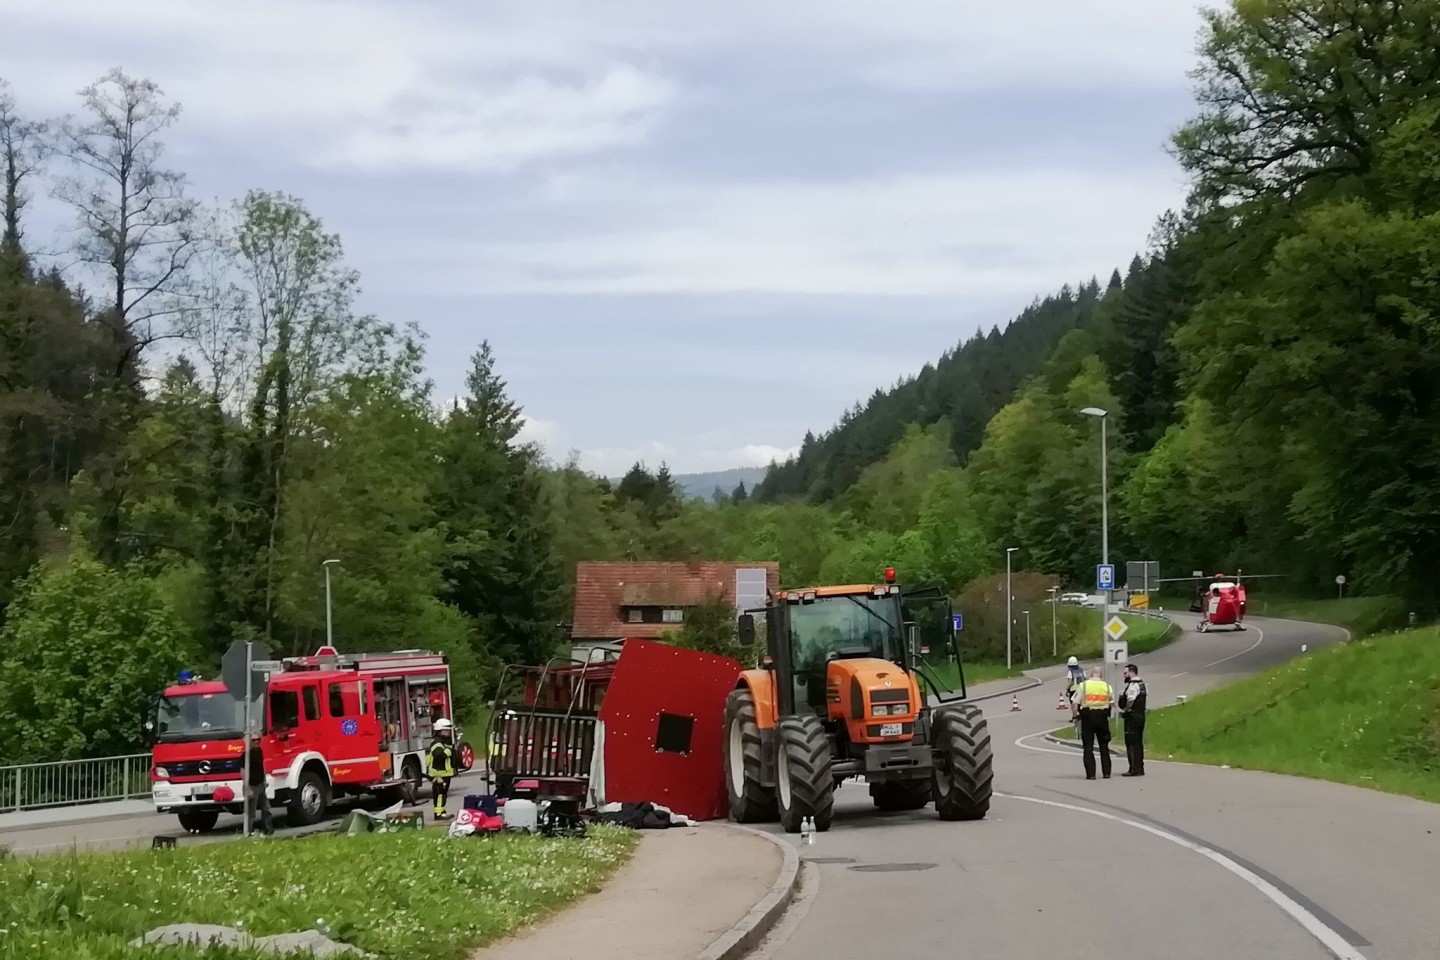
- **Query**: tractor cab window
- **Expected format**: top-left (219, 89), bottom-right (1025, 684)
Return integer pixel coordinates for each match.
top-left (786, 595), bottom-right (904, 712)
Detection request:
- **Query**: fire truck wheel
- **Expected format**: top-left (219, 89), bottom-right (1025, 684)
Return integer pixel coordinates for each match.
top-left (176, 809), bottom-right (219, 834)
top-left (288, 768), bottom-right (330, 826)
top-left (723, 688), bottom-right (777, 823)
top-left (401, 757), bottom-right (423, 801)
top-left (931, 704), bottom-right (993, 822)
top-left (776, 715), bottom-right (834, 834)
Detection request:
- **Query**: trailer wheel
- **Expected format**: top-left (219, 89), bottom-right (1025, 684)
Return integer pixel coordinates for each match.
top-left (870, 779), bottom-right (931, 812)
top-left (457, 741), bottom-right (476, 772)
top-left (176, 809), bottom-right (219, 834)
top-left (776, 715), bottom-right (834, 834)
top-left (723, 689), bottom-right (777, 823)
top-left (931, 704), bottom-right (993, 822)
top-left (288, 767), bottom-right (330, 827)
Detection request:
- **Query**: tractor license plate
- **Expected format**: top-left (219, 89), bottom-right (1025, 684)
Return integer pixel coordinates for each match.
top-left (879, 723), bottom-right (903, 738)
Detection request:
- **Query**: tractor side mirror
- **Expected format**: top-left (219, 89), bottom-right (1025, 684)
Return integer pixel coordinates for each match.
top-left (738, 614), bottom-right (755, 648)
top-left (905, 623), bottom-right (919, 661)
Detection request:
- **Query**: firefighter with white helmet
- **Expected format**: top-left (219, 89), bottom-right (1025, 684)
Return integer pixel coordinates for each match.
top-left (427, 717), bottom-right (457, 820)
top-left (1065, 656), bottom-right (1085, 720)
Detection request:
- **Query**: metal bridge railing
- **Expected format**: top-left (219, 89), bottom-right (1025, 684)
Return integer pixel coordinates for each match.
top-left (0, 753), bottom-right (152, 812)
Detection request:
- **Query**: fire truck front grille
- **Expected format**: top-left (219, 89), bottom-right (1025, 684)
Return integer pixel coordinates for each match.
top-left (169, 759), bottom-right (243, 778)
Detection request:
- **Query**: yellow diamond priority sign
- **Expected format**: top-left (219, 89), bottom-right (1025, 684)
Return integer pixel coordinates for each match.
top-left (1104, 615), bottom-right (1128, 641)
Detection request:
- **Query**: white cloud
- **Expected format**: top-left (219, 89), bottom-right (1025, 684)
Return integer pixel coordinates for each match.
top-left (513, 416), bottom-right (798, 476)
top-left (402, 167), bottom-right (1187, 298)
top-left (0, 0), bottom-right (675, 174)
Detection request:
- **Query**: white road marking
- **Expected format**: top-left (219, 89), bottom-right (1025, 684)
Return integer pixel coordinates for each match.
top-left (999, 792), bottom-right (1367, 960)
top-left (1202, 622), bottom-right (1265, 668)
top-left (1168, 671), bottom-right (1188, 678)
top-left (1013, 731), bottom-right (1081, 757)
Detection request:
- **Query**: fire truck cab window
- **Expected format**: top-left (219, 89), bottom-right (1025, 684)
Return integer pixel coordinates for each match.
top-left (302, 685), bottom-right (320, 722)
top-left (328, 682), bottom-right (347, 718)
top-left (270, 689), bottom-right (300, 731)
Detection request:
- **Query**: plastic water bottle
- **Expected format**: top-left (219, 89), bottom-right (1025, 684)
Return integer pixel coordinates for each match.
top-left (800, 816), bottom-right (814, 845)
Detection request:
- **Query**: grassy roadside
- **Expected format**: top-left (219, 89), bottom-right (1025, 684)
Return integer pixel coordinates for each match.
top-left (1144, 625), bottom-right (1440, 802)
top-left (927, 610), bottom-right (1178, 691)
top-left (0, 826), bottom-right (637, 960)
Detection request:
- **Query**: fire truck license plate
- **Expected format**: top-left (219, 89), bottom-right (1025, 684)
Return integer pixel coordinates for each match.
top-left (879, 723), bottom-right (903, 738)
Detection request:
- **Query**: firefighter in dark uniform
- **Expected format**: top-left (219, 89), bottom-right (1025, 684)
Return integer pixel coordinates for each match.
top-left (427, 717), bottom-right (456, 820)
top-left (1077, 667), bottom-right (1114, 780)
top-left (1119, 663), bottom-right (1148, 777)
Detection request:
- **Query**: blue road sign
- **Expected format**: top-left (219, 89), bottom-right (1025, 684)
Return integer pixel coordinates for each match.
top-left (1096, 564), bottom-right (1115, 591)
top-left (951, 613), bottom-right (963, 631)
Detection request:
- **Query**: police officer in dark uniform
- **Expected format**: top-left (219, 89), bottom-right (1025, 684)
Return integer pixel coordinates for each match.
top-left (1119, 663), bottom-right (1148, 777)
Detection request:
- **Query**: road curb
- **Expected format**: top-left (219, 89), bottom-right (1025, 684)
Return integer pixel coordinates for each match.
top-left (698, 824), bottom-right (800, 960)
top-left (967, 676), bottom-right (1043, 703)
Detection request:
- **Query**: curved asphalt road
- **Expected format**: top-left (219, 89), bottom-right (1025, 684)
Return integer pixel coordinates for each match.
top-left (754, 615), bottom-right (1440, 960)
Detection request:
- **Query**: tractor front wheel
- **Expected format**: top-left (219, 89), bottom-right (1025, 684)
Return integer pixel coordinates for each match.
top-left (931, 704), bottom-right (994, 822)
top-left (776, 716), bottom-right (834, 833)
top-left (723, 689), bottom-right (777, 823)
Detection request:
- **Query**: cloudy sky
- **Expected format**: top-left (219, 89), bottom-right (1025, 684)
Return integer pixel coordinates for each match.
top-left (2, 0), bottom-right (1204, 475)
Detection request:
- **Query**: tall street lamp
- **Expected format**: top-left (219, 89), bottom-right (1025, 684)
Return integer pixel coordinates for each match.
top-left (1080, 406), bottom-right (1111, 688)
top-left (1005, 547), bottom-right (1019, 670)
top-left (323, 559), bottom-right (341, 648)
top-left (1023, 609), bottom-right (1032, 663)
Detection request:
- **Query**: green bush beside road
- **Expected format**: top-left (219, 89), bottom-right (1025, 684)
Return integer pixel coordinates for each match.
top-left (0, 827), bottom-right (637, 960)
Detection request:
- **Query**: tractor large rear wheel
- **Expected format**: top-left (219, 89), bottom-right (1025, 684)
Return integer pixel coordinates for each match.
top-left (776, 716), bottom-right (834, 833)
top-left (723, 689), bottom-right (777, 823)
top-left (931, 704), bottom-right (994, 822)
top-left (870, 779), bottom-right (931, 812)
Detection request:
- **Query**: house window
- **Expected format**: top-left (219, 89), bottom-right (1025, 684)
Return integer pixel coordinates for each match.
top-left (628, 608), bottom-right (643, 623)
top-left (662, 608), bottom-right (684, 623)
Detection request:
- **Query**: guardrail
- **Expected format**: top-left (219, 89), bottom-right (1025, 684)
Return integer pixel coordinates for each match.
top-left (1, 753), bottom-right (151, 812)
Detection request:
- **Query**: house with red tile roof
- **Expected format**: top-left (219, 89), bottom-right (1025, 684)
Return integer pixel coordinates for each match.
top-left (569, 560), bottom-right (780, 661)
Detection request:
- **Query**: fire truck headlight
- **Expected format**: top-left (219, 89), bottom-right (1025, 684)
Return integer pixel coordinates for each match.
top-left (153, 766), bottom-right (171, 779)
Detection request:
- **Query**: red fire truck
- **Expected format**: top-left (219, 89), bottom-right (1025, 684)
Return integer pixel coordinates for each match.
top-left (147, 646), bottom-right (473, 833)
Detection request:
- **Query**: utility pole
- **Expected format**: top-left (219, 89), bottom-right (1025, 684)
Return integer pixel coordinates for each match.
top-left (1024, 610), bottom-right (1032, 663)
top-left (1047, 586), bottom-right (1059, 657)
top-left (1005, 547), bottom-right (1018, 670)
top-left (1081, 407), bottom-right (1113, 693)
top-left (323, 559), bottom-right (341, 648)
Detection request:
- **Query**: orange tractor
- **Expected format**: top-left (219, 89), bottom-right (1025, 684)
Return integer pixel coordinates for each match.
top-left (725, 569), bottom-right (992, 833)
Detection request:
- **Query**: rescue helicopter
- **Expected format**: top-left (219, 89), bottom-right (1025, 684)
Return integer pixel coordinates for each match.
top-left (1152, 571), bottom-right (1284, 632)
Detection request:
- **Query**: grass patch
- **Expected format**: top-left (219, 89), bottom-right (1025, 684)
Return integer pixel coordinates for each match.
top-left (1148, 625), bottom-right (1440, 802)
top-left (0, 825), bottom-right (637, 960)
top-left (1244, 594), bottom-right (1408, 638)
top-left (926, 611), bottom-right (1178, 691)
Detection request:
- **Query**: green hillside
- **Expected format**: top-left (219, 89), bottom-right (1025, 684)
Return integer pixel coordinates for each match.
top-left (1148, 626), bottom-right (1440, 803)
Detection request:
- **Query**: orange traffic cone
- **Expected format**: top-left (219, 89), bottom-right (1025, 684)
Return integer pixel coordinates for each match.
top-left (1010, 694), bottom-right (1021, 712)
top-left (1056, 692), bottom-right (1069, 711)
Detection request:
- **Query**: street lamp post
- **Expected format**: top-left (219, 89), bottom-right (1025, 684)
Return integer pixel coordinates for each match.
top-left (1023, 610), bottom-right (1032, 663)
top-left (1080, 407), bottom-right (1112, 691)
top-left (1005, 547), bottom-right (1018, 670)
top-left (323, 559), bottom-right (341, 648)
top-left (1047, 586), bottom-right (1059, 657)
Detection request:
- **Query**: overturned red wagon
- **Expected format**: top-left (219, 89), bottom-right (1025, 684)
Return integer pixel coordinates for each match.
top-left (485, 639), bottom-right (740, 821)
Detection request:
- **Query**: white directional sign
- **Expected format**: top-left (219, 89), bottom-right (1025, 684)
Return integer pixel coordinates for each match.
top-left (1104, 615), bottom-right (1129, 641)
top-left (251, 659), bottom-right (284, 675)
top-left (1104, 638), bottom-right (1129, 666)
top-left (1335, 575), bottom-right (1347, 586)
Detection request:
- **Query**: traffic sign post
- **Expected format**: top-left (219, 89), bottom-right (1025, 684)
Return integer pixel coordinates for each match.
top-left (1335, 574), bottom-right (1346, 599)
top-left (222, 639), bottom-right (272, 839)
top-left (951, 613), bottom-right (963, 632)
top-left (1096, 564), bottom-right (1115, 591)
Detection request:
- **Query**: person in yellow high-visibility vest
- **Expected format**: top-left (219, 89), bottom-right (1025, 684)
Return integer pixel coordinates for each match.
top-left (427, 718), bottom-right (456, 820)
top-left (1077, 668), bottom-right (1114, 780)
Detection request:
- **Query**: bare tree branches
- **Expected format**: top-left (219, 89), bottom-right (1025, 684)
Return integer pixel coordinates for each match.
top-left (51, 68), bottom-right (198, 364)
top-left (0, 78), bottom-right (50, 263)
